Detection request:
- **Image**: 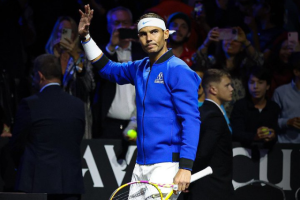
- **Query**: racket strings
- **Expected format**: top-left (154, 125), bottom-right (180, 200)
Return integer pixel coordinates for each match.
top-left (111, 183), bottom-right (162, 200)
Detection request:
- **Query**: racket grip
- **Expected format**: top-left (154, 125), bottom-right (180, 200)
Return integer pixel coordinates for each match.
top-left (172, 167), bottom-right (212, 190)
top-left (190, 166), bottom-right (213, 183)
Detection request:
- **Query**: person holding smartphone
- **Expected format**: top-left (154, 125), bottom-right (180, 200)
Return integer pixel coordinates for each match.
top-left (45, 16), bottom-right (95, 139)
top-left (192, 26), bottom-right (264, 117)
top-left (91, 7), bottom-right (147, 161)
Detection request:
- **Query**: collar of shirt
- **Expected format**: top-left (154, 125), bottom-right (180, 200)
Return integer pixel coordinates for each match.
top-left (205, 99), bottom-right (232, 133)
top-left (40, 83), bottom-right (60, 92)
top-left (115, 42), bottom-right (132, 52)
top-left (245, 97), bottom-right (271, 111)
top-left (205, 99), bottom-right (224, 115)
top-left (106, 42), bottom-right (132, 55)
top-left (291, 80), bottom-right (300, 91)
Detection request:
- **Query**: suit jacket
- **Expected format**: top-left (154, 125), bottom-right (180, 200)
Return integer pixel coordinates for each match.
top-left (188, 100), bottom-right (234, 200)
top-left (11, 85), bottom-right (85, 194)
top-left (92, 42), bottom-right (147, 137)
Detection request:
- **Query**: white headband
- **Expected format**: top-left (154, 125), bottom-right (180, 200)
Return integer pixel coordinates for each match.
top-left (137, 18), bottom-right (176, 34)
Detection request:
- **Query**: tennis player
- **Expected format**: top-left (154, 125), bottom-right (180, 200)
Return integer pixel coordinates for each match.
top-left (78, 5), bottom-right (201, 199)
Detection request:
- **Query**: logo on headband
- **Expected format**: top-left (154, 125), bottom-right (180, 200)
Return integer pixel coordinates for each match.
top-left (142, 20), bottom-right (151, 25)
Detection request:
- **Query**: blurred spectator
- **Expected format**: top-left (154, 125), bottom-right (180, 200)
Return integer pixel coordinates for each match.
top-left (265, 34), bottom-right (295, 97)
top-left (45, 16), bottom-right (95, 139)
top-left (202, 0), bottom-right (245, 30)
top-left (236, 0), bottom-right (255, 17)
top-left (231, 67), bottom-right (279, 147)
top-left (167, 12), bottom-right (196, 67)
top-left (272, 52), bottom-right (300, 143)
top-left (146, 0), bottom-right (199, 49)
top-left (192, 0), bottom-right (212, 39)
top-left (92, 6), bottom-right (146, 160)
top-left (246, 0), bottom-right (286, 54)
top-left (10, 54), bottom-right (85, 199)
top-left (0, 0), bottom-right (35, 109)
top-left (146, 0), bottom-right (193, 21)
top-left (284, 0), bottom-right (300, 33)
top-left (192, 27), bottom-right (264, 116)
top-left (0, 104), bottom-right (16, 192)
top-left (30, 0), bottom-right (82, 57)
top-left (191, 65), bottom-right (205, 107)
top-left (0, 70), bottom-right (14, 139)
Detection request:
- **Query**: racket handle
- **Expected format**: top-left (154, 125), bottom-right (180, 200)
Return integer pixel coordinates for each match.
top-left (172, 167), bottom-right (212, 190)
top-left (190, 166), bottom-right (213, 183)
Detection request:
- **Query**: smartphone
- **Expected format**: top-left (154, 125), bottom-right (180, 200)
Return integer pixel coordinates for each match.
top-left (288, 32), bottom-right (298, 51)
top-left (218, 28), bottom-right (238, 41)
top-left (60, 28), bottom-right (72, 43)
top-left (194, 1), bottom-right (203, 17)
top-left (119, 28), bottom-right (138, 40)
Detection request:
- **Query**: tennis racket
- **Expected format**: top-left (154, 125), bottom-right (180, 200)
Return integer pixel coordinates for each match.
top-left (109, 166), bottom-right (213, 200)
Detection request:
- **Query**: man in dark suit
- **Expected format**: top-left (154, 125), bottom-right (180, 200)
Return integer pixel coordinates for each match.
top-left (187, 69), bottom-right (234, 200)
top-left (10, 54), bottom-right (85, 200)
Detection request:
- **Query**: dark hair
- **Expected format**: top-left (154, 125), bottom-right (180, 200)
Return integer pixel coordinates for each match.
top-left (213, 40), bottom-right (246, 78)
top-left (261, 0), bottom-right (285, 27)
top-left (291, 52), bottom-right (300, 71)
top-left (202, 69), bottom-right (231, 90)
top-left (107, 6), bottom-right (133, 25)
top-left (138, 12), bottom-right (164, 23)
top-left (248, 66), bottom-right (271, 85)
top-left (34, 54), bottom-right (62, 80)
top-left (45, 16), bottom-right (79, 55)
top-left (166, 12), bottom-right (191, 31)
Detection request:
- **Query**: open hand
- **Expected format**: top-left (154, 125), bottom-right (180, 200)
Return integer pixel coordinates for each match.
top-left (78, 4), bottom-right (94, 37)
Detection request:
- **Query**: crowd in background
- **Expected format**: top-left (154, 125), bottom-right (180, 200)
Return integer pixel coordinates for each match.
top-left (1, 0), bottom-right (300, 191)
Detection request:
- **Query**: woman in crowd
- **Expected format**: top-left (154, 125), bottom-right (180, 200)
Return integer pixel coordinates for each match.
top-left (45, 16), bottom-right (95, 139)
top-left (192, 26), bottom-right (264, 116)
top-left (264, 34), bottom-right (295, 97)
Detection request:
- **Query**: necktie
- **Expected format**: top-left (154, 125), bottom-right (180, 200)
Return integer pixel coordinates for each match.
top-left (220, 105), bottom-right (232, 134)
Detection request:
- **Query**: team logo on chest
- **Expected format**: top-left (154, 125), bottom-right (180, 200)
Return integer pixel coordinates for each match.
top-left (154, 72), bottom-right (164, 84)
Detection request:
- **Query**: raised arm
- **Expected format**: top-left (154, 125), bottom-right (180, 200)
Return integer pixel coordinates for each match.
top-left (78, 4), bottom-right (94, 39)
top-left (78, 4), bottom-right (103, 62)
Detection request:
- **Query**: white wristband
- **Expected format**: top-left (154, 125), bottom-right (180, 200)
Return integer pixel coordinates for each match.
top-left (82, 37), bottom-right (103, 61)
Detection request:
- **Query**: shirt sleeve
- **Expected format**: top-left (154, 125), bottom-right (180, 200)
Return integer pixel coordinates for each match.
top-left (272, 89), bottom-right (288, 129)
top-left (92, 53), bottom-right (137, 85)
top-left (168, 65), bottom-right (201, 170)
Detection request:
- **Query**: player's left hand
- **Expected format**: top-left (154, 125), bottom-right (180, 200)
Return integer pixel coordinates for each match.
top-left (173, 169), bottom-right (191, 194)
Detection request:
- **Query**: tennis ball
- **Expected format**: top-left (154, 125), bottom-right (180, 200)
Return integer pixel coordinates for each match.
top-left (261, 128), bottom-right (270, 135)
top-left (127, 129), bottom-right (137, 139)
